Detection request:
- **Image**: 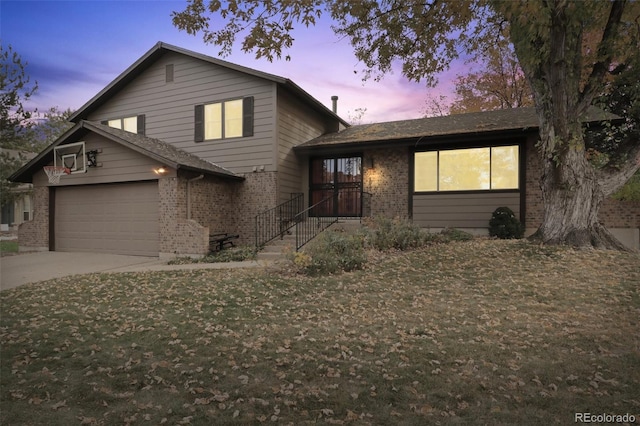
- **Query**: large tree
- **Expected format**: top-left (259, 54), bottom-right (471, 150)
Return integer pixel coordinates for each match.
top-left (173, 0), bottom-right (640, 249)
top-left (1, 45), bottom-right (73, 210)
top-left (423, 40), bottom-right (534, 116)
top-left (449, 40), bottom-right (534, 114)
top-left (1, 44), bottom-right (38, 209)
top-left (1, 44), bottom-right (37, 150)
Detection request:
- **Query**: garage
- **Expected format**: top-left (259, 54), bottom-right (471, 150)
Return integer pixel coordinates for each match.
top-left (54, 181), bottom-right (159, 256)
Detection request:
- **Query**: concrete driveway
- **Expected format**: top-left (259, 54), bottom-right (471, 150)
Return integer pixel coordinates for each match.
top-left (0, 251), bottom-right (269, 291)
top-left (0, 251), bottom-right (165, 291)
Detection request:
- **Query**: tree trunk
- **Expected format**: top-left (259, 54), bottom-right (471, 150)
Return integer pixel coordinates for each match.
top-left (530, 133), bottom-right (630, 251)
top-left (512, 1), bottom-right (636, 251)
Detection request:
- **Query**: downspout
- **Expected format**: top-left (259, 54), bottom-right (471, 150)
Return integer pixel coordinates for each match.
top-left (187, 174), bottom-right (204, 220)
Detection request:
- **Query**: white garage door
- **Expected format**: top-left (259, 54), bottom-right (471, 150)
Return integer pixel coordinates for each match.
top-left (55, 182), bottom-right (159, 256)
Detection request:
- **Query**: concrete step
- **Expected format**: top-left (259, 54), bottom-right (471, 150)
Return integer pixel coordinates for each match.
top-left (256, 218), bottom-right (364, 261)
top-left (256, 251), bottom-right (285, 261)
top-left (256, 235), bottom-right (296, 261)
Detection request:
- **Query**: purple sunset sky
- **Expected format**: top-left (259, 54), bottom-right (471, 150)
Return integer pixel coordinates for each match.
top-left (1, 0), bottom-right (464, 124)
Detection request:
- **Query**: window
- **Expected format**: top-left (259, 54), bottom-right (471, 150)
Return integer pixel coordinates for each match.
top-left (414, 145), bottom-right (519, 192)
top-left (23, 196), bottom-right (31, 222)
top-left (103, 115), bottom-right (145, 135)
top-left (195, 97), bottom-right (254, 142)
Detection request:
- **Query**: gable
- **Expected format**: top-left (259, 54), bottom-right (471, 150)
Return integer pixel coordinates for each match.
top-left (9, 121), bottom-right (242, 184)
top-left (70, 42), bottom-right (348, 129)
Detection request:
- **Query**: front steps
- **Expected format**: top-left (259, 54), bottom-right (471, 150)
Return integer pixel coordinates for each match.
top-left (256, 232), bottom-right (296, 261)
top-left (256, 218), bottom-right (365, 261)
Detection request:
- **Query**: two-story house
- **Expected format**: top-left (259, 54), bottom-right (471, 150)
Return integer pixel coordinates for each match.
top-left (10, 42), bottom-right (639, 256)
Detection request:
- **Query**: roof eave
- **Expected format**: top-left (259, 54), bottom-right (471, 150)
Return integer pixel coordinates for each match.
top-left (176, 164), bottom-right (245, 181)
top-left (8, 122), bottom-right (86, 182)
top-left (294, 126), bottom-right (540, 154)
top-left (69, 42), bottom-right (166, 122)
top-left (10, 121), bottom-right (244, 182)
top-left (82, 122), bottom-right (243, 180)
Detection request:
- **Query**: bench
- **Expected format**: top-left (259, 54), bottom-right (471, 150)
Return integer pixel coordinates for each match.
top-left (209, 233), bottom-right (239, 252)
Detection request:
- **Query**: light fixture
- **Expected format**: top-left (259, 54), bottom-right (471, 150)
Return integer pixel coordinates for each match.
top-left (154, 166), bottom-right (168, 175)
top-left (365, 156), bottom-right (375, 169)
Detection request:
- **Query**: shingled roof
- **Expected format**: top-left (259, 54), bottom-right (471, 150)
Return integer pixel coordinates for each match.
top-left (10, 121), bottom-right (243, 183)
top-left (295, 106), bottom-right (620, 152)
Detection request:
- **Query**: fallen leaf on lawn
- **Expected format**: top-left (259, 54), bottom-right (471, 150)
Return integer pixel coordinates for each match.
top-left (51, 400), bottom-right (66, 410)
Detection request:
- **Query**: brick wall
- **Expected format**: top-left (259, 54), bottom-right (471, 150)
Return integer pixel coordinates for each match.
top-left (158, 175), bottom-right (208, 256)
top-left (17, 186), bottom-right (49, 251)
top-left (524, 137), bottom-right (544, 231)
top-left (158, 171), bottom-right (278, 253)
top-left (598, 199), bottom-right (639, 228)
top-left (363, 147), bottom-right (410, 219)
top-left (188, 174), bottom-right (236, 234)
top-left (231, 171), bottom-right (278, 245)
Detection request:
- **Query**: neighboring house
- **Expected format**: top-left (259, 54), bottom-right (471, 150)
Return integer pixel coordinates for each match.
top-left (1, 149), bottom-right (36, 231)
top-left (10, 42), bottom-right (639, 255)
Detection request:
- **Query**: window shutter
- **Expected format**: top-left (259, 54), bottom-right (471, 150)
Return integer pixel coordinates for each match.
top-left (137, 114), bottom-right (146, 135)
top-left (194, 104), bottom-right (204, 142)
top-left (242, 96), bottom-right (254, 137)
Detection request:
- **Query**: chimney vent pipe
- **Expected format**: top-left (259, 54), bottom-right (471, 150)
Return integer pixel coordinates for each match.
top-left (331, 95), bottom-right (338, 113)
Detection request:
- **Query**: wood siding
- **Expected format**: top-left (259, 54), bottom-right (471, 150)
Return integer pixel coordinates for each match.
top-left (413, 192), bottom-right (520, 229)
top-left (34, 134), bottom-right (165, 187)
top-left (86, 51), bottom-right (277, 174)
top-left (276, 90), bottom-right (329, 203)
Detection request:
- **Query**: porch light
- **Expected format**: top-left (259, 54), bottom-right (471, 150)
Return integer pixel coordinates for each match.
top-left (154, 166), bottom-right (168, 175)
top-left (365, 156), bottom-right (375, 169)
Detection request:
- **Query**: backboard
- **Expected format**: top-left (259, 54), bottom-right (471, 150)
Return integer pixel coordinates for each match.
top-left (53, 141), bottom-right (86, 174)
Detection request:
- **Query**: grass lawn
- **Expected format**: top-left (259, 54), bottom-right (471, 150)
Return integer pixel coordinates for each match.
top-left (0, 240), bottom-right (18, 255)
top-left (1, 239), bottom-right (639, 425)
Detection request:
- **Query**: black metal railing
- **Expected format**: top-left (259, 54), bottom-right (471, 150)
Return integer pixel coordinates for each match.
top-left (294, 195), bottom-right (339, 250)
top-left (255, 193), bottom-right (304, 249)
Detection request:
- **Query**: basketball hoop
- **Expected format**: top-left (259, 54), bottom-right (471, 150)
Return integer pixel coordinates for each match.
top-left (43, 166), bottom-right (71, 184)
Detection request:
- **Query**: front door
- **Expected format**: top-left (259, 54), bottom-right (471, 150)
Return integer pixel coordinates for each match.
top-left (310, 156), bottom-right (362, 216)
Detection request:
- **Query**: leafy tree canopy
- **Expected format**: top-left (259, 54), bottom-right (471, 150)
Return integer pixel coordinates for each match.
top-left (1, 43), bottom-right (38, 150)
top-left (1, 45), bottom-right (74, 208)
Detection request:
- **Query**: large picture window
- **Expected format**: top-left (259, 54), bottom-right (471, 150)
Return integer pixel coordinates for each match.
top-left (414, 145), bottom-right (519, 192)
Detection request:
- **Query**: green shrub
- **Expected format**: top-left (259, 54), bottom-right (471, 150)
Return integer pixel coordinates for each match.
top-left (489, 207), bottom-right (524, 239)
top-left (363, 217), bottom-right (427, 250)
top-left (613, 171), bottom-right (640, 201)
top-left (294, 230), bottom-right (366, 275)
top-left (168, 246), bottom-right (256, 265)
top-left (438, 227), bottom-right (474, 242)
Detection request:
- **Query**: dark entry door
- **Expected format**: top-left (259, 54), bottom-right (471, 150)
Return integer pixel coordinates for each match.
top-left (310, 156), bottom-right (362, 216)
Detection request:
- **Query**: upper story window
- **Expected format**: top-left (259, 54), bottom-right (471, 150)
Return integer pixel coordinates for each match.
top-left (102, 114), bottom-right (145, 135)
top-left (195, 97), bottom-right (254, 142)
top-left (414, 145), bottom-right (519, 192)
